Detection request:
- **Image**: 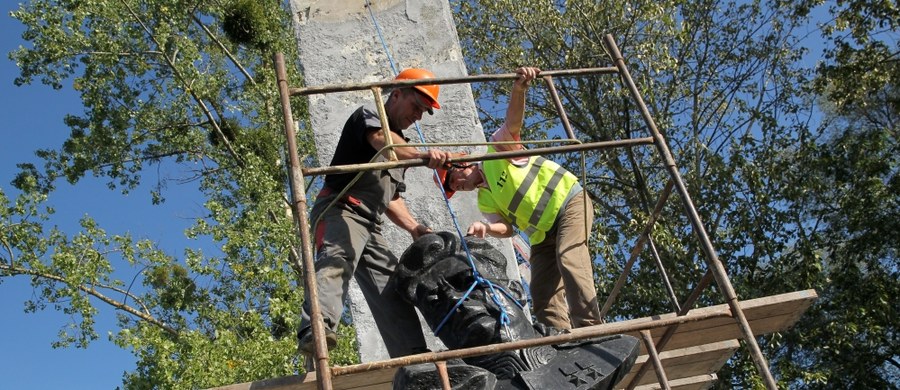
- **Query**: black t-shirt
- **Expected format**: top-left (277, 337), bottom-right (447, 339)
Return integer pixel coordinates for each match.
top-left (324, 104), bottom-right (407, 215)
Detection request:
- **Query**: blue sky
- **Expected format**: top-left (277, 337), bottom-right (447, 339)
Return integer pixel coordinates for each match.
top-left (1, 2), bottom-right (209, 388)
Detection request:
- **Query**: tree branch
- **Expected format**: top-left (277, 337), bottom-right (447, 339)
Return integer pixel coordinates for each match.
top-left (119, 0), bottom-right (245, 169)
top-left (91, 150), bottom-right (199, 170)
top-left (79, 50), bottom-right (165, 57)
top-left (1, 238), bottom-right (13, 266)
top-left (0, 263), bottom-right (178, 336)
top-left (887, 357), bottom-right (900, 370)
top-left (267, 208), bottom-right (303, 277)
top-left (190, 15), bottom-right (255, 85)
top-left (92, 279), bottom-right (153, 316)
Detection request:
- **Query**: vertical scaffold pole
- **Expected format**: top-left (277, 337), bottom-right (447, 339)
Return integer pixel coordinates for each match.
top-left (601, 35), bottom-right (778, 390)
top-left (640, 330), bottom-right (672, 390)
top-left (274, 53), bottom-right (333, 390)
top-left (372, 87), bottom-right (398, 161)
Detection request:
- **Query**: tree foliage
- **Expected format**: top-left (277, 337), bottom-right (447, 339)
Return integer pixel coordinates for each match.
top-left (1, 0), bottom-right (362, 388)
top-left (453, 0), bottom-right (897, 388)
top-left (767, 0), bottom-right (899, 387)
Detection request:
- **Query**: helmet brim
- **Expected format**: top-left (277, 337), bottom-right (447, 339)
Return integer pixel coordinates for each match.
top-left (414, 86), bottom-right (441, 109)
top-left (433, 166), bottom-right (455, 198)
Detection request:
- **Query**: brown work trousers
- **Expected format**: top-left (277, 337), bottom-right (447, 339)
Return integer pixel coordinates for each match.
top-left (529, 190), bottom-right (603, 330)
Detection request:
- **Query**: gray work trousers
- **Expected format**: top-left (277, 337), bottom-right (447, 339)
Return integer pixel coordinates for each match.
top-left (299, 194), bottom-right (427, 357)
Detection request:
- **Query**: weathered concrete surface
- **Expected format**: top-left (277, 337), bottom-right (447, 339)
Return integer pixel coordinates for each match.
top-left (289, 0), bottom-right (521, 362)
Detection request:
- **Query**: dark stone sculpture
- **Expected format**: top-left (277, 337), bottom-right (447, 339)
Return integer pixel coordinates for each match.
top-left (393, 232), bottom-right (640, 390)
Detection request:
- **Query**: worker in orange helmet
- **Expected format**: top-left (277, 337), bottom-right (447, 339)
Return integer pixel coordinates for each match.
top-left (435, 67), bottom-right (603, 332)
top-left (298, 68), bottom-right (458, 362)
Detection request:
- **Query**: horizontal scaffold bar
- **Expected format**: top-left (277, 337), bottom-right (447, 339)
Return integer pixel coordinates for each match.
top-left (301, 137), bottom-right (655, 177)
top-left (290, 67), bottom-right (619, 96)
top-left (331, 310), bottom-right (731, 377)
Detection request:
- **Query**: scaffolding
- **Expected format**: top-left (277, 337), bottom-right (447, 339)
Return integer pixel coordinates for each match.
top-left (223, 34), bottom-right (814, 390)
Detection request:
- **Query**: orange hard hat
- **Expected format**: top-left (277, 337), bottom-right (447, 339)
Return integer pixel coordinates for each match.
top-left (395, 68), bottom-right (441, 109)
top-left (433, 165), bottom-right (456, 198)
top-left (433, 161), bottom-right (472, 199)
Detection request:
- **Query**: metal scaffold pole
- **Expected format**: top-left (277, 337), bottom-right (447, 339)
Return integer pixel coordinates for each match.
top-left (274, 53), bottom-right (333, 390)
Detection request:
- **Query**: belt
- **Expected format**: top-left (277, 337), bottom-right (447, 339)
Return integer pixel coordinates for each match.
top-left (318, 187), bottom-right (362, 206)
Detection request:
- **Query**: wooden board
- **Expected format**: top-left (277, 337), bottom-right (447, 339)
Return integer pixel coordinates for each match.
top-left (219, 343), bottom-right (734, 390)
top-left (573, 289), bottom-right (818, 353)
top-left (208, 290), bottom-right (816, 390)
top-left (617, 340), bottom-right (738, 388)
top-left (210, 366), bottom-right (398, 390)
top-left (632, 374), bottom-right (718, 390)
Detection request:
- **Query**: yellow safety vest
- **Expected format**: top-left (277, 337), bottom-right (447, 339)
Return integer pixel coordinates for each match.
top-left (477, 146), bottom-right (579, 245)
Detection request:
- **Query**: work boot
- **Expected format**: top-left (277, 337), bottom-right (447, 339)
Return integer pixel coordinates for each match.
top-left (297, 326), bottom-right (338, 356)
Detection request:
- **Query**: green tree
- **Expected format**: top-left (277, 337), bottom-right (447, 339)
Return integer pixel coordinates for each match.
top-left (452, 0), bottom-right (896, 387)
top-left (770, 101), bottom-right (899, 388)
top-left (765, 0), bottom-right (899, 387)
top-left (2, 0), bottom-right (359, 388)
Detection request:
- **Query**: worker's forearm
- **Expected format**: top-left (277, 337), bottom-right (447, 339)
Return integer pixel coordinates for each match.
top-left (388, 145), bottom-right (427, 160)
top-left (486, 221), bottom-right (515, 238)
top-left (505, 85), bottom-right (528, 135)
top-left (386, 198), bottom-right (419, 231)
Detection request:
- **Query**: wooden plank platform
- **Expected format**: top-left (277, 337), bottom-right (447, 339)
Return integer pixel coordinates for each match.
top-left (214, 342), bottom-right (732, 390)
top-left (210, 290), bottom-right (816, 390)
top-left (616, 340), bottom-right (738, 388)
top-left (211, 367), bottom-right (397, 390)
top-left (632, 374), bottom-right (718, 390)
top-left (583, 289), bottom-right (818, 354)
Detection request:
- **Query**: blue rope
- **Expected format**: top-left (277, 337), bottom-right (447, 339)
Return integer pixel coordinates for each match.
top-left (365, 0), bottom-right (399, 74)
top-left (365, 0), bottom-right (427, 143)
top-left (366, 0), bottom-right (520, 336)
top-left (434, 280), bottom-right (479, 334)
top-left (433, 277), bottom-right (527, 335)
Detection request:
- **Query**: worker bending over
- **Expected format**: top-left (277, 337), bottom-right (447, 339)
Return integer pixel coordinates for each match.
top-left (436, 67), bottom-right (603, 331)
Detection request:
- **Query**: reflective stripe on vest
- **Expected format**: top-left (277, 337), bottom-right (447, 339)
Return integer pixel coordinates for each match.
top-left (479, 147), bottom-right (578, 245)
